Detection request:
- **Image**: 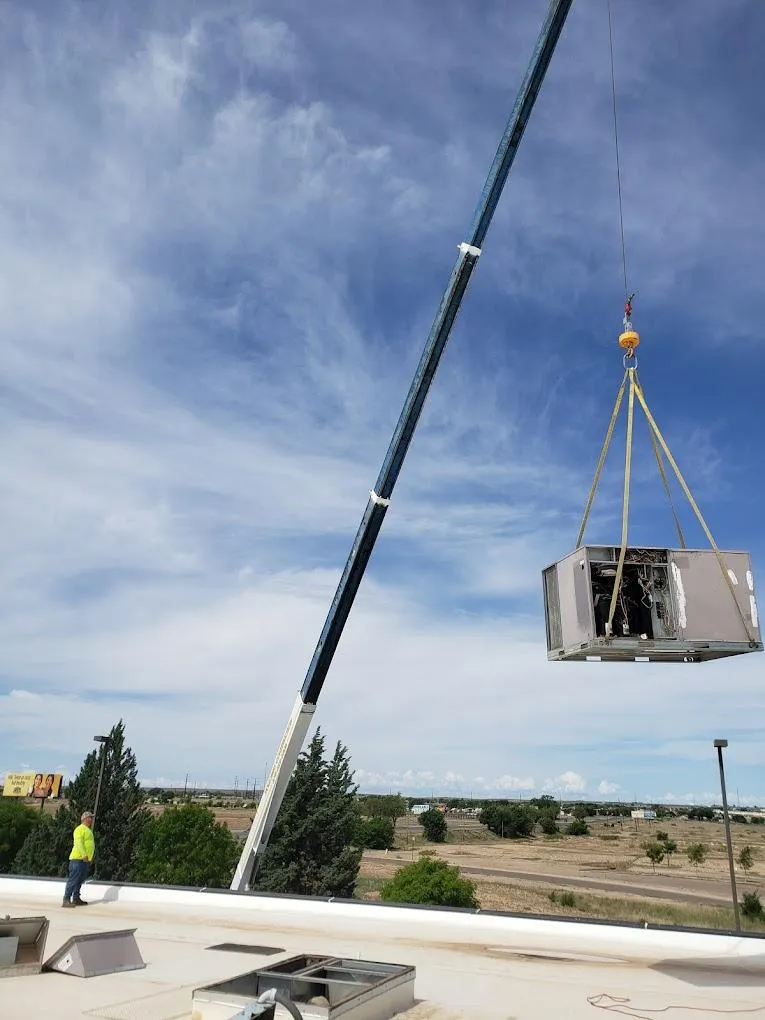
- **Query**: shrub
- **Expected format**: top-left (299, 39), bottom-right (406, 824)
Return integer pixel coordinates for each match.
top-left (381, 856), bottom-right (478, 909)
top-left (549, 890), bottom-right (576, 908)
top-left (741, 891), bottom-right (763, 920)
top-left (567, 819), bottom-right (589, 836)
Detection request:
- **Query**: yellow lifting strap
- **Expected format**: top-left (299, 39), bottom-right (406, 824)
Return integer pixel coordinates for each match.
top-left (577, 365), bottom-right (756, 646)
top-left (632, 374), bottom-right (755, 645)
top-left (575, 368), bottom-right (628, 551)
top-left (605, 368), bottom-right (636, 637)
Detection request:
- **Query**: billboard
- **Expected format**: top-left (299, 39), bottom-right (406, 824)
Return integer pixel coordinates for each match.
top-left (2, 772), bottom-right (64, 799)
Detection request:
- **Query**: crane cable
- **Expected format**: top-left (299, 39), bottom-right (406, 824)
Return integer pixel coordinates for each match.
top-left (604, 0), bottom-right (634, 637)
top-left (607, 0), bottom-right (629, 304)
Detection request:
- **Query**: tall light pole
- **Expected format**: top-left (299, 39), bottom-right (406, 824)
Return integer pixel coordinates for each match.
top-left (93, 735), bottom-right (110, 829)
top-left (714, 738), bottom-right (741, 931)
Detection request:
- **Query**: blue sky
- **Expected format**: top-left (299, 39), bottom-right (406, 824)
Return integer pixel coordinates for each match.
top-left (1, 0), bottom-right (763, 805)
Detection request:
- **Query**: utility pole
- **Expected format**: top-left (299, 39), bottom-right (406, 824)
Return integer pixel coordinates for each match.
top-left (714, 739), bottom-right (741, 931)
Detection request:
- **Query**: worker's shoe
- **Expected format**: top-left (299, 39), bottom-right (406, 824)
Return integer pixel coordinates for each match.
top-left (73, 898), bottom-right (88, 906)
top-left (62, 900), bottom-right (75, 908)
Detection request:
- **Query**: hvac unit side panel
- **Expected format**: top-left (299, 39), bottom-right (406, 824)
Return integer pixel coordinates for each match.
top-left (558, 550), bottom-right (593, 649)
top-left (543, 566), bottom-right (563, 652)
top-left (671, 550), bottom-right (758, 644)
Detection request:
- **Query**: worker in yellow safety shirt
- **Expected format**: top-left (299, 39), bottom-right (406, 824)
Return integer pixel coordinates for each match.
top-left (63, 811), bottom-right (95, 907)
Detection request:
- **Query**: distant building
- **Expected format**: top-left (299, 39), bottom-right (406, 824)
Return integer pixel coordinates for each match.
top-left (411, 804), bottom-right (429, 815)
top-left (631, 809), bottom-right (656, 821)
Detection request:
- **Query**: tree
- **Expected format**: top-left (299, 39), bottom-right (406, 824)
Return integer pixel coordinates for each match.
top-left (133, 804), bottom-right (239, 887)
top-left (566, 819), bottom-right (589, 837)
top-left (381, 854), bottom-right (478, 909)
top-left (686, 842), bottom-right (708, 870)
top-left (530, 795), bottom-right (558, 812)
top-left (0, 800), bottom-right (41, 872)
top-left (479, 804), bottom-right (536, 839)
top-left (572, 805), bottom-right (589, 822)
top-left (13, 720), bottom-right (149, 881)
top-left (663, 839), bottom-right (677, 867)
top-left (687, 806), bottom-right (715, 821)
top-left (539, 810), bottom-right (559, 836)
top-left (356, 816), bottom-right (395, 850)
top-left (420, 809), bottom-right (447, 843)
top-left (645, 842), bottom-right (665, 872)
top-left (357, 795), bottom-right (407, 821)
top-left (737, 846), bottom-right (755, 882)
top-left (253, 730), bottom-right (362, 898)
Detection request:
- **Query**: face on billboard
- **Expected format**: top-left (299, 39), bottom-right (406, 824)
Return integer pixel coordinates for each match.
top-left (32, 773), bottom-right (63, 798)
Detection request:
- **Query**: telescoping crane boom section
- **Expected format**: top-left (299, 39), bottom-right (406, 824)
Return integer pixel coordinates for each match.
top-left (231, 0), bottom-right (573, 893)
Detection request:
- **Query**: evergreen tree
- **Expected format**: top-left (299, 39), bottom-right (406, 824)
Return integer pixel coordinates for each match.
top-left (0, 800), bottom-right (42, 872)
top-left (12, 813), bottom-right (63, 876)
top-left (253, 730), bottom-right (362, 897)
top-left (13, 720), bottom-right (150, 881)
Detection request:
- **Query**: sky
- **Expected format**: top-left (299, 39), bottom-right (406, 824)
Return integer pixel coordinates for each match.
top-left (1, 0), bottom-right (763, 806)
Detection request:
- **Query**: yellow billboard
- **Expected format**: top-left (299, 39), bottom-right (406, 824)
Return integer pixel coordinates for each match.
top-left (2, 771), bottom-right (36, 797)
top-left (2, 771), bottom-right (63, 799)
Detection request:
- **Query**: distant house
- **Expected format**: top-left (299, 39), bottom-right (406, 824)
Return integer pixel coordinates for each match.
top-left (631, 809), bottom-right (656, 821)
top-left (411, 804), bottom-right (429, 815)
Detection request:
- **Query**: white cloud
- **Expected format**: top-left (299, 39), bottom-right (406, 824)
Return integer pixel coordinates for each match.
top-left (597, 780), bottom-right (620, 796)
top-left (0, 1), bottom-right (762, 803)
top-left (544, 772), bottom-right (587, 794)
top-left (491, 775), bottom-right (535, 792)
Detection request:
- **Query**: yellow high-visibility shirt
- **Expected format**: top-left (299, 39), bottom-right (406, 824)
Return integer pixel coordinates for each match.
top-left (69, 823), bottom-right (95, 862)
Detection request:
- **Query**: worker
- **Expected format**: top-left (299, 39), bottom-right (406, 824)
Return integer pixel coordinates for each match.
top-left (62, 811), bottom-right (95, 907)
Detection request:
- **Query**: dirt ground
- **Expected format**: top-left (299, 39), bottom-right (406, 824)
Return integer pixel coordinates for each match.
top-left (391, 815), bottom-right (765, 882)
top-left (205, 808), bottom-right (765, 887)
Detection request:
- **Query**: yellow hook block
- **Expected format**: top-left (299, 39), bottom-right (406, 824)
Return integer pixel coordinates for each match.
top-left (619, 329), bottom-right (640, 350)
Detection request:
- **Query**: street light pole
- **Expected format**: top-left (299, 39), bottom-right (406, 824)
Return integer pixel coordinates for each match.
top-left (714, 738), bottom-right (741, 931)
top-left (93, 735), bottom-right (110, 830)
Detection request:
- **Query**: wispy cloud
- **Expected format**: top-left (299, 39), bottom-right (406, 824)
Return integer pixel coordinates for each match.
top-left (0, 0), bottom-right (763, 804)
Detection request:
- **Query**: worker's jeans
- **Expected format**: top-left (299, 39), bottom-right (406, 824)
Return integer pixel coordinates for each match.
top-left (64, 860), bottom-right (89, 902)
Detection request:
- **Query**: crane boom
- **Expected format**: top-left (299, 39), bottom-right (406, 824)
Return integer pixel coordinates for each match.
top-left (232, 0), bottom-right (573, 892)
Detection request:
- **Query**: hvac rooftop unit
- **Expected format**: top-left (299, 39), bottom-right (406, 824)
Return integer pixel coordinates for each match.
top-left (543, 546), bottom-right (762, 663)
